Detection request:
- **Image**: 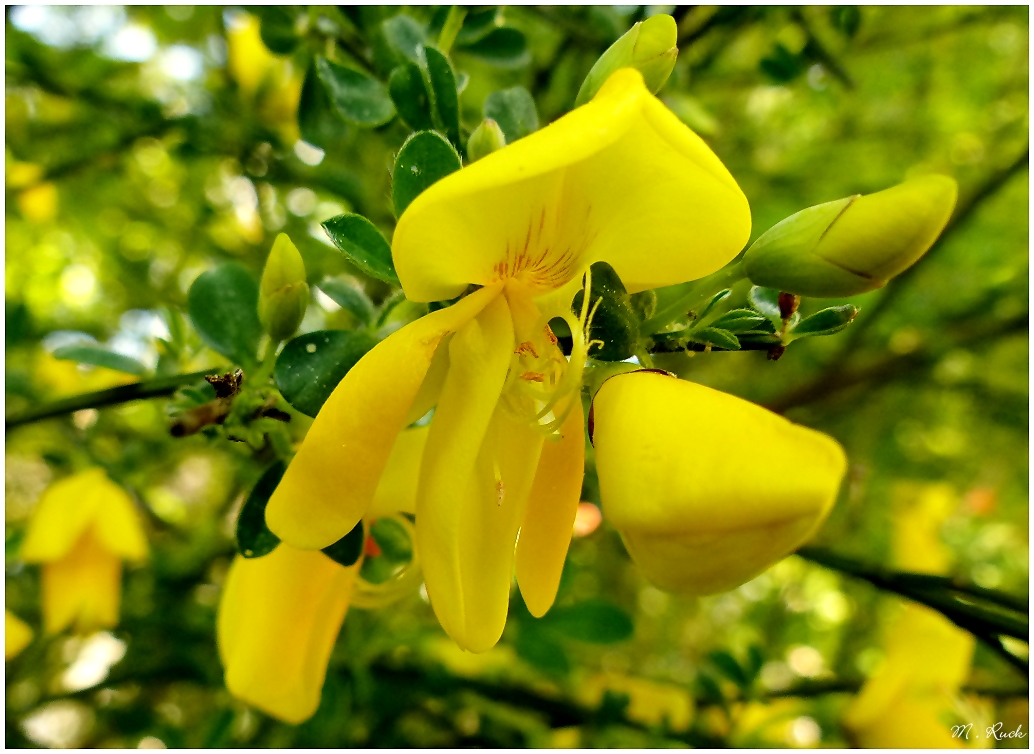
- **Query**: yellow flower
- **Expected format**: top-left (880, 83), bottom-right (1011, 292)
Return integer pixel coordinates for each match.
top-left (265, 68), bottom-right (750, 652)
top-left (218, 544), bottom-right (358, 724)
top-left (20, 469), bottom-right (148, 635)
top-left (5, 610), bottom-right (34, 659)
top-left (842, 484), bottom-right (976, 748)
top-left (591, 370), bottom-right (846, 595)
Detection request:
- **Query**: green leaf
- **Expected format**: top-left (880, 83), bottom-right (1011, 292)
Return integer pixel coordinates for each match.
top-left (255, 6), bottom-right (299, 54)
top-left (709, 650), bottom-right (749, 687)
top-left (419, 46), bottom-right (461, 149)
top-left (187, 263), bottom-right (262, 366)
top-left (746, 645), bottom-right (765, 682)
top-left (391, 130), bottom-right (462, 217)
top-left (697, 288), bottom-right (731, 320)
top-left (830, 6), bottom-right (861, 37)
top-left (460, 27), bottom-right (530, 68)
top-left (388, 63), bottom-right (434, 131)
top-left (748, 285), bottom-right (784, 328)
top-left (274, 330), bottom-right (378, 417)
top-left (316, 56), bottom-right (396, 128)
top-left (299, 60), bottom-right (346, 148)
top-left (572, 261), bottom-right (639, 362)
top-left (541, 599), bottom-right (634, 643)
top-left (322, 520), bottom-right (364, 567)
top-left (52, 345), bottom-right (148, 376)
top-left (689, 327), bottom-right (741, 350)
top-left (483, 86), bottom-right (539, 144)
top-left (709, 309), bottom-right (770, 333)
top-left (236, 462), bottom-right (284, 558)
top-left (789, 304), bottom-right (858, 339)
top-left (760, 43), bottom-right (806, 83)
top-left (381, 14), bottom-right (426, 64)
top-left (515, 627), bottom-right (571, 674)
top-left (321, 213), bottom-right (400, 285)
top-left (452, 7), bottom-right (500, 45)
top-left (318, 278), bottom-right (376, 325)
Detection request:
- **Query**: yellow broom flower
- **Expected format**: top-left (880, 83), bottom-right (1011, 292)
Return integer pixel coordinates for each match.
top-left (265, 68), bottom-right (751, 652)
top-left (20, 469), bottom-right (148, 635)
top-left (5, 610), bottom-right (34, 659)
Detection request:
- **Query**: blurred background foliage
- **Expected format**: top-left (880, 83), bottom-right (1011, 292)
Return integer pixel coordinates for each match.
top-left (5, 4), bottom-right (1029, 748)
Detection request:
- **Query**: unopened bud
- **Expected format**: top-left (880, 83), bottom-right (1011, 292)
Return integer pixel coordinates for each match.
top-left (575, 14), bottom-right (678, 107)
top-left (259, 233), bottom-right (308, 340)
top-left (467, 118), bottom-right (507, 162)
top-left (743, 175), bottom-right (958, 298)
top-left (591, 371), bottom-right (846, 595)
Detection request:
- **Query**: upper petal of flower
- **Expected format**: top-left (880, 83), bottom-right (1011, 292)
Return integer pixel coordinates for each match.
top-left (266, 285), bottom-right (500, 550)
top-left (393, 68), bottom-right (751, 302)
top-left (40, 528), bottom-right (121, 634)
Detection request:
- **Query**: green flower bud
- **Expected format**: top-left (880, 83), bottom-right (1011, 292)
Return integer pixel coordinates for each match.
top-left (259, 233), bottom-right (309, 340)
top-left (743, 175), bottom-right (958, 298)
top-left (575, 15), bottom-right (679, 107)
top-left (466, 118), bottom-right (507, 162)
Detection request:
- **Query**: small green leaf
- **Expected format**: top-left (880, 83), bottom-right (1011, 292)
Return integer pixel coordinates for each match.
top-left (236, 462), bottom-right (284, 558)
top-left (419, 46), bottom-right (461, 149)
top-left (274, 330), bottom-right (378, 417)
top-left (541, 599), bottom-right (634, 643)
top-left (460, 27), bottom-right (530, 68)
top-left (709, 309), bottom-right (770, 333)
top-left (690, 327), bottom-right (741, 350)
top-left (299, 60), bottom-right (346, 148)
top-left (381, 14), bottom-right (426, 64)
top-left (572, 261), bottom-right (640, 362)
top-left (316, 56), bottom-right (396, 128)
top-left (318, 278), bottom-right (376, 325)
top-left (388, 63), bottom-right (434, 131)
top-left (322, 520), bottom-right (364, 567)
top-left (697, 288), bottom-right (731, 320)
top-left (709, 649), bottom-right (749, 687)
top-left (392, 130), bottom-right (462, 217)
top-left (255, 6), bottom-right (299, 54)
top-left (483, 86), bottom-right (539, 144)
top-left (322, 213), bottom-right (399, 285)
top-left (52, 345), bottom-right (148, 376)
top-left (748, 285), bottom-right (784, 328)
top-left (187, 263), bottom-right (262, 366)
top-left (789, 304), bottom-right (858, 339)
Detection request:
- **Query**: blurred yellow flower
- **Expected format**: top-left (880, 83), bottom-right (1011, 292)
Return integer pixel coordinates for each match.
top-left (226, 13), bottom-right (301, 143)
top-left (265, 68), bottom-right (751, 652)
top-left (579, 672), bottom-right (694, 732)
top-left (5, 610), bottom-right (34, 659)
top-left (17, 182), bottom-right (59, 224)
top-left (20, 469), bottom-right (148, 634)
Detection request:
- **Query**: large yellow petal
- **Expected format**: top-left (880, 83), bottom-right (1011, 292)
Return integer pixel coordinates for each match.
top-left (20, 469), bottom-right (106, 562)
top-left (418, 295), bottom-right (540, 652)
top-left (217, 545), bottom-right (356, 724)
top-left (6, 611), bottom-right (33, 659)
top-left (41, 528), bottom-right (121, 634)
top-left (266, 286), bottom-right (500, 550)
top-left (593, 372), bottom-right (846, 594)
top-left (515, 399), bottom-right (585, 617)
top-left (393, 68), bottom-right (750, 302)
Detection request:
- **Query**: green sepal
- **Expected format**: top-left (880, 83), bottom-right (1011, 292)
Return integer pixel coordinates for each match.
top-left (322, 519), bottom-right (365, 567)
top-left (236, 462), bottom-right (285, 558)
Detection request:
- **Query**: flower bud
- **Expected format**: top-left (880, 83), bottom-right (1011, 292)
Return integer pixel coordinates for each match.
top-left (575, 15), bottom-right (679, 106)
top-left (591, 371), bottom-right (846, 595)
top-left (467, 118), bottom-right (507, 162)
top-left (259, 233), bottom-right (309, 340)
top-left (743, 175), bottom-right (958, 298)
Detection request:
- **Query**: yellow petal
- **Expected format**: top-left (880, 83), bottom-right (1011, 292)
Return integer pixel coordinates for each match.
top-left (393, 68), bottom-right (750, 302)
top-left (592, 372), bottom-right (846, 595)
top-left (418, 296), bottom-right (541, 652)
top-left (41, 528), bottom-right (121, 634)
top-left (92, 481), bottom-right (149, 562)
top-left (847, 696), bottom-right (966, 749)
top-left (217, 546), bottom-right (356, 724)
top-left (266, 286), bottom-right (500, 549)
top-left (367, 426), bottom-right (429, 518)
top-left (6, 610), bottom-right (33, 659)
top-left (515, 398), bottom-right (585, 617)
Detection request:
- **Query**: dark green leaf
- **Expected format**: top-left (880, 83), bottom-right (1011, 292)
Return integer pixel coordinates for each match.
top-left (698, 288), bottom-right (732, 320)
top-left (52, 345), bottom-right (148, 376)
top-left (316, 56), bottom-right (396, 128)
top-left (515, 627), bottom-right (570, 674)
top-left (790, 304), bottom-right (858, 339)
top-left (381, 14), bottom-right (426, 64)
top-left (419, 46), bottom-right (461, 149)
top-left (746, 645), bottom-right (765, 682)
top-left (760, 43), bottom-right (806, 83)
top-left (318, 278), bottom-right (376, 324)
top-left (689, 327), bottom-right (741, 350)
top-left (255, 6), bottom-right (299, 54)
top-left (483, 86), bottom-right (539, 144)
top-left (572, 261), bottom-right (639, 362)
top-left (187, 263), bottom-right (262, 366)
top-left (322, 213), bottom-right (399, 285)
top-left (454, 7), bottom-right (501, 45)
top-left (460, 27), bottom-right (530, 68)
top-left (696, 672), bottom-right (726, 704)
top-left (299, 61), bottom-right (346, 148)
top-left (709, 650), bottom-right (749, 687)
top-left (391, 130), bottom-right (462, 217)
top-left (709, 309), bottom-right (770, 333)
top-left (748, 285), bottom-right (784, 327)
top-left (322, 520), bottom-right (364, 567)
top-left (388, 63), bottom-right (434, 131)
top-left (274, 330), bottom-right (378, 417)
top-left (541, 599), bottom-right (634, 643)
top-left (830, 6), bottom-right (861, 37)
top-left (236, 462), bottom-right (284, 558)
